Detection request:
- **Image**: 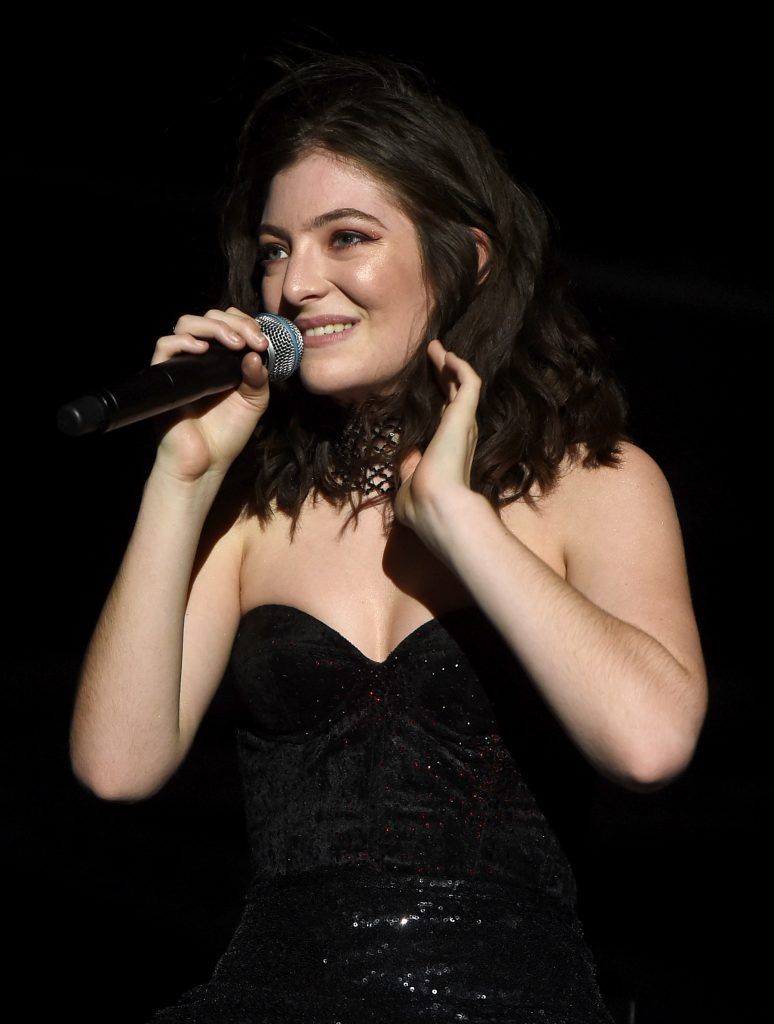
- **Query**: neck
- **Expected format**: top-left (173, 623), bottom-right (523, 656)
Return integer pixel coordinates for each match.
top-left (330, 413), bottom-right (402, 497)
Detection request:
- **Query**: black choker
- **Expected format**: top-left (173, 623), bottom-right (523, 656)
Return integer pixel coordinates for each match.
top-left (330, 416), bottom-right (402, 496)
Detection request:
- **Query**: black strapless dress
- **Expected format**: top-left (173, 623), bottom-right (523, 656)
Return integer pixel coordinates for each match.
top-left (145, 604), bottom-right (614, 1023)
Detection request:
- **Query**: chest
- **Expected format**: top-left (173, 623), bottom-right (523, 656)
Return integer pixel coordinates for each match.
top-left (239, 491), bottom-right (566, 664)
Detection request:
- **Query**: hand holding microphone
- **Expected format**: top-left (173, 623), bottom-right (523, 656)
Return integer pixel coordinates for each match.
top-left (56, 308), bottom-right (304, 483)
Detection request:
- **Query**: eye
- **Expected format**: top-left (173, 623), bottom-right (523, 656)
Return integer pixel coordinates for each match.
top-left (257, 231), bottom-right (372, 264)
top-left (330, 231), bottom-right (370, 248)
top-left (256, 243), bottom-right (287, 264)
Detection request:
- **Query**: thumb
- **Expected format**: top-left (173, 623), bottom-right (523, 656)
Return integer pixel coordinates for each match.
top-left (236, 350), bottom-right (270, 406)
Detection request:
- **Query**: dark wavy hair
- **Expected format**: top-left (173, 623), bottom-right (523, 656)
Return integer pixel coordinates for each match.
top-left (215, 46), bottom-right (630, 536)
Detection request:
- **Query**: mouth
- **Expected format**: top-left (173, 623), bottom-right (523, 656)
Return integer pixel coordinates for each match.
top-left (302, 322), bottom-right (358, 348)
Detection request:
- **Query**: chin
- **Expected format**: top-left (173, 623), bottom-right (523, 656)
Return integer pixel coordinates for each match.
top-left (298, 365), bottom-right (382, 406)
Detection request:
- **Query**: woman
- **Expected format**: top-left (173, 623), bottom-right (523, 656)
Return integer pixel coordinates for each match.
top-left (69, 50), bottom-right (707, 1023)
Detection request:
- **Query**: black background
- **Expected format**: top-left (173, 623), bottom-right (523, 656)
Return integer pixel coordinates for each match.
top-left (4, 13), bottom-right (768, 1023)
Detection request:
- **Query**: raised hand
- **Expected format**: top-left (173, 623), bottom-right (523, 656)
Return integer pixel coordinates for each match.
top-left (394, 339), bottom-right (481, 560)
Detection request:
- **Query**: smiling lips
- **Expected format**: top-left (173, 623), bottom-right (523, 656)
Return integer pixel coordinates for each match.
top-left (295, 314), bottom-right (360, 331)
top-left (297, 319), bottom-right (360, 347)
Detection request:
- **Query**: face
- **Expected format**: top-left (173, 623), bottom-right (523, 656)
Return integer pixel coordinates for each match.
top-left (258, 149), bottom-right (432, 405)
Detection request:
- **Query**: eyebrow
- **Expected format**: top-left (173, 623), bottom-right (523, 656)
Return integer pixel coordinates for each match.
top-left (258, 207), bottom-right (387, 240)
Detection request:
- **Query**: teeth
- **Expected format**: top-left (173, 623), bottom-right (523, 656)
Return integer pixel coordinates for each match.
top-left (303, 322), bottom-right (356, 337)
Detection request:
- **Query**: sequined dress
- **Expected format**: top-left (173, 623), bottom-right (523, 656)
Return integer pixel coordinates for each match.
top-left (146, 603), bottom-right (614, 1023)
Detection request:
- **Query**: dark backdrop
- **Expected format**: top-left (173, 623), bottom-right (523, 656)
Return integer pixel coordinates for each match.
top-left (4, 15), bottom-right (767, 1023)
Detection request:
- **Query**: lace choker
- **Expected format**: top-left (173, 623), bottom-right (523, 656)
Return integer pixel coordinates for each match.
top-left (330, 416), bottom-right (402, 496)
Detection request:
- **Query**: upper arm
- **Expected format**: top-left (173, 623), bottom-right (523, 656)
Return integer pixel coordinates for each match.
top-left (560, 442), bottom-right (707, 690)
top-left (175, 492), bottom-right (247, 760)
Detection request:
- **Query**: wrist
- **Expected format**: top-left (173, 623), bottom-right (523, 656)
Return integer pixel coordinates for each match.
top-left (421, 487), bottom-right (495, 565)
top-left (435, 489), bottom-right (516, 587)
top-left (146, 462), bottom-right (226, 509)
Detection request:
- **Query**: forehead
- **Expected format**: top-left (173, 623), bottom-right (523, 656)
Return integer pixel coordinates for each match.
top-left (261, 150), bottom-right (405, 224)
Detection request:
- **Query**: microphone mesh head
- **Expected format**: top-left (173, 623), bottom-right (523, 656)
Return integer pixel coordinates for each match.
top-left (255, 314), bottom-right (304, 381)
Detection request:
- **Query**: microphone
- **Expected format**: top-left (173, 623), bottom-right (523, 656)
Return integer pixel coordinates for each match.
top-left (56, 313), bottom-right (304, 437)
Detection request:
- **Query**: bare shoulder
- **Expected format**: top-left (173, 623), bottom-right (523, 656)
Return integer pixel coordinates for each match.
top-left (551, 441), bottom-right (676, 537)
top-left (558, 439), bottom-right (669, 488)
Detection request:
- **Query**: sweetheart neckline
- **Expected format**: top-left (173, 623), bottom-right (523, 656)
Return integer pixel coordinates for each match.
top-left (238, 603), bottom-right (474, 667)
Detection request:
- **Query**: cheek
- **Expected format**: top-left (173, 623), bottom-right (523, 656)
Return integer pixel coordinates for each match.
top-left (259, 270), bottom-right (282, 310)
top-left (348, 259), bottom-right (387, 301)
top-left (392, 263), bottom-right (431, 334)
top-left (352, 254), bottom-right (425, 313)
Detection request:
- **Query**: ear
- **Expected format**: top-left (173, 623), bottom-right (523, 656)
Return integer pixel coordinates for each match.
top-left (470, 227), bottom-right (492, 284)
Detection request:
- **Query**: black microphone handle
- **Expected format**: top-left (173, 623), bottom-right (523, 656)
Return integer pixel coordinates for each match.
top-left (56, 345), bottom-right (249, 436)
top-left (56, 314), bottom-right (304, 437)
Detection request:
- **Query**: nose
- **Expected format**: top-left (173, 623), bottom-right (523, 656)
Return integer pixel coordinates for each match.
top-left (280, 242), bottom-right (330, 307)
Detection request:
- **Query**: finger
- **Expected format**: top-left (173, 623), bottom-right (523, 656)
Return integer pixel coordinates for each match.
top-left (236, 350), bottom-right (270, 401)
top-left (171, 313), bottom-right (269, 354)
top-left (154, 325), bottom-right (244, 368)
top-left (203, 309), bottom-right (270, 352)
top-left (223, 306), bottom-right (256, 321)
top-left (152, 328), bottom-right (266, 373)
top-left (442, 351), bottom-right (481, 409)
top-left (427, 339), bottom-right (456, 398)
top-left (428, 341), bottom-right (478, 404)
top-left (442, 349), bottom-right (479, 382)
top-left (151, 333), bottom-right (211, 366)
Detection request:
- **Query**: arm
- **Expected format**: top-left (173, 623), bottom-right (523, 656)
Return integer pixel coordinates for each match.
top-left (69, 306), bottom-right (269, 802)
top-left (69, 467), bottom-right (245, 802)
top-left (430, 450), bottom-right (706, 789)
top-left (395, 342), bottom-right (708, 791)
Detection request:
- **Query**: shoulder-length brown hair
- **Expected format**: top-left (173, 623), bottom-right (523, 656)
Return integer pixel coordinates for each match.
top-left (215, 47), bottom-right (630, 536)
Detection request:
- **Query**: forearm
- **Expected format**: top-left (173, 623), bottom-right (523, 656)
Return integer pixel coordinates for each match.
top-left (431, 489), bottom-right (702, 786)
top-left (69, 465), bottom-right (225, 797)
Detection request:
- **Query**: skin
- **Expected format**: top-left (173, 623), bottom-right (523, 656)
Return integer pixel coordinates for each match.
top-left (257, 148), bottom-right (435, 406)
top-left (250, 150), bottom-right (708, 790)
top-left (90, 148), bottom-right (706, 799)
